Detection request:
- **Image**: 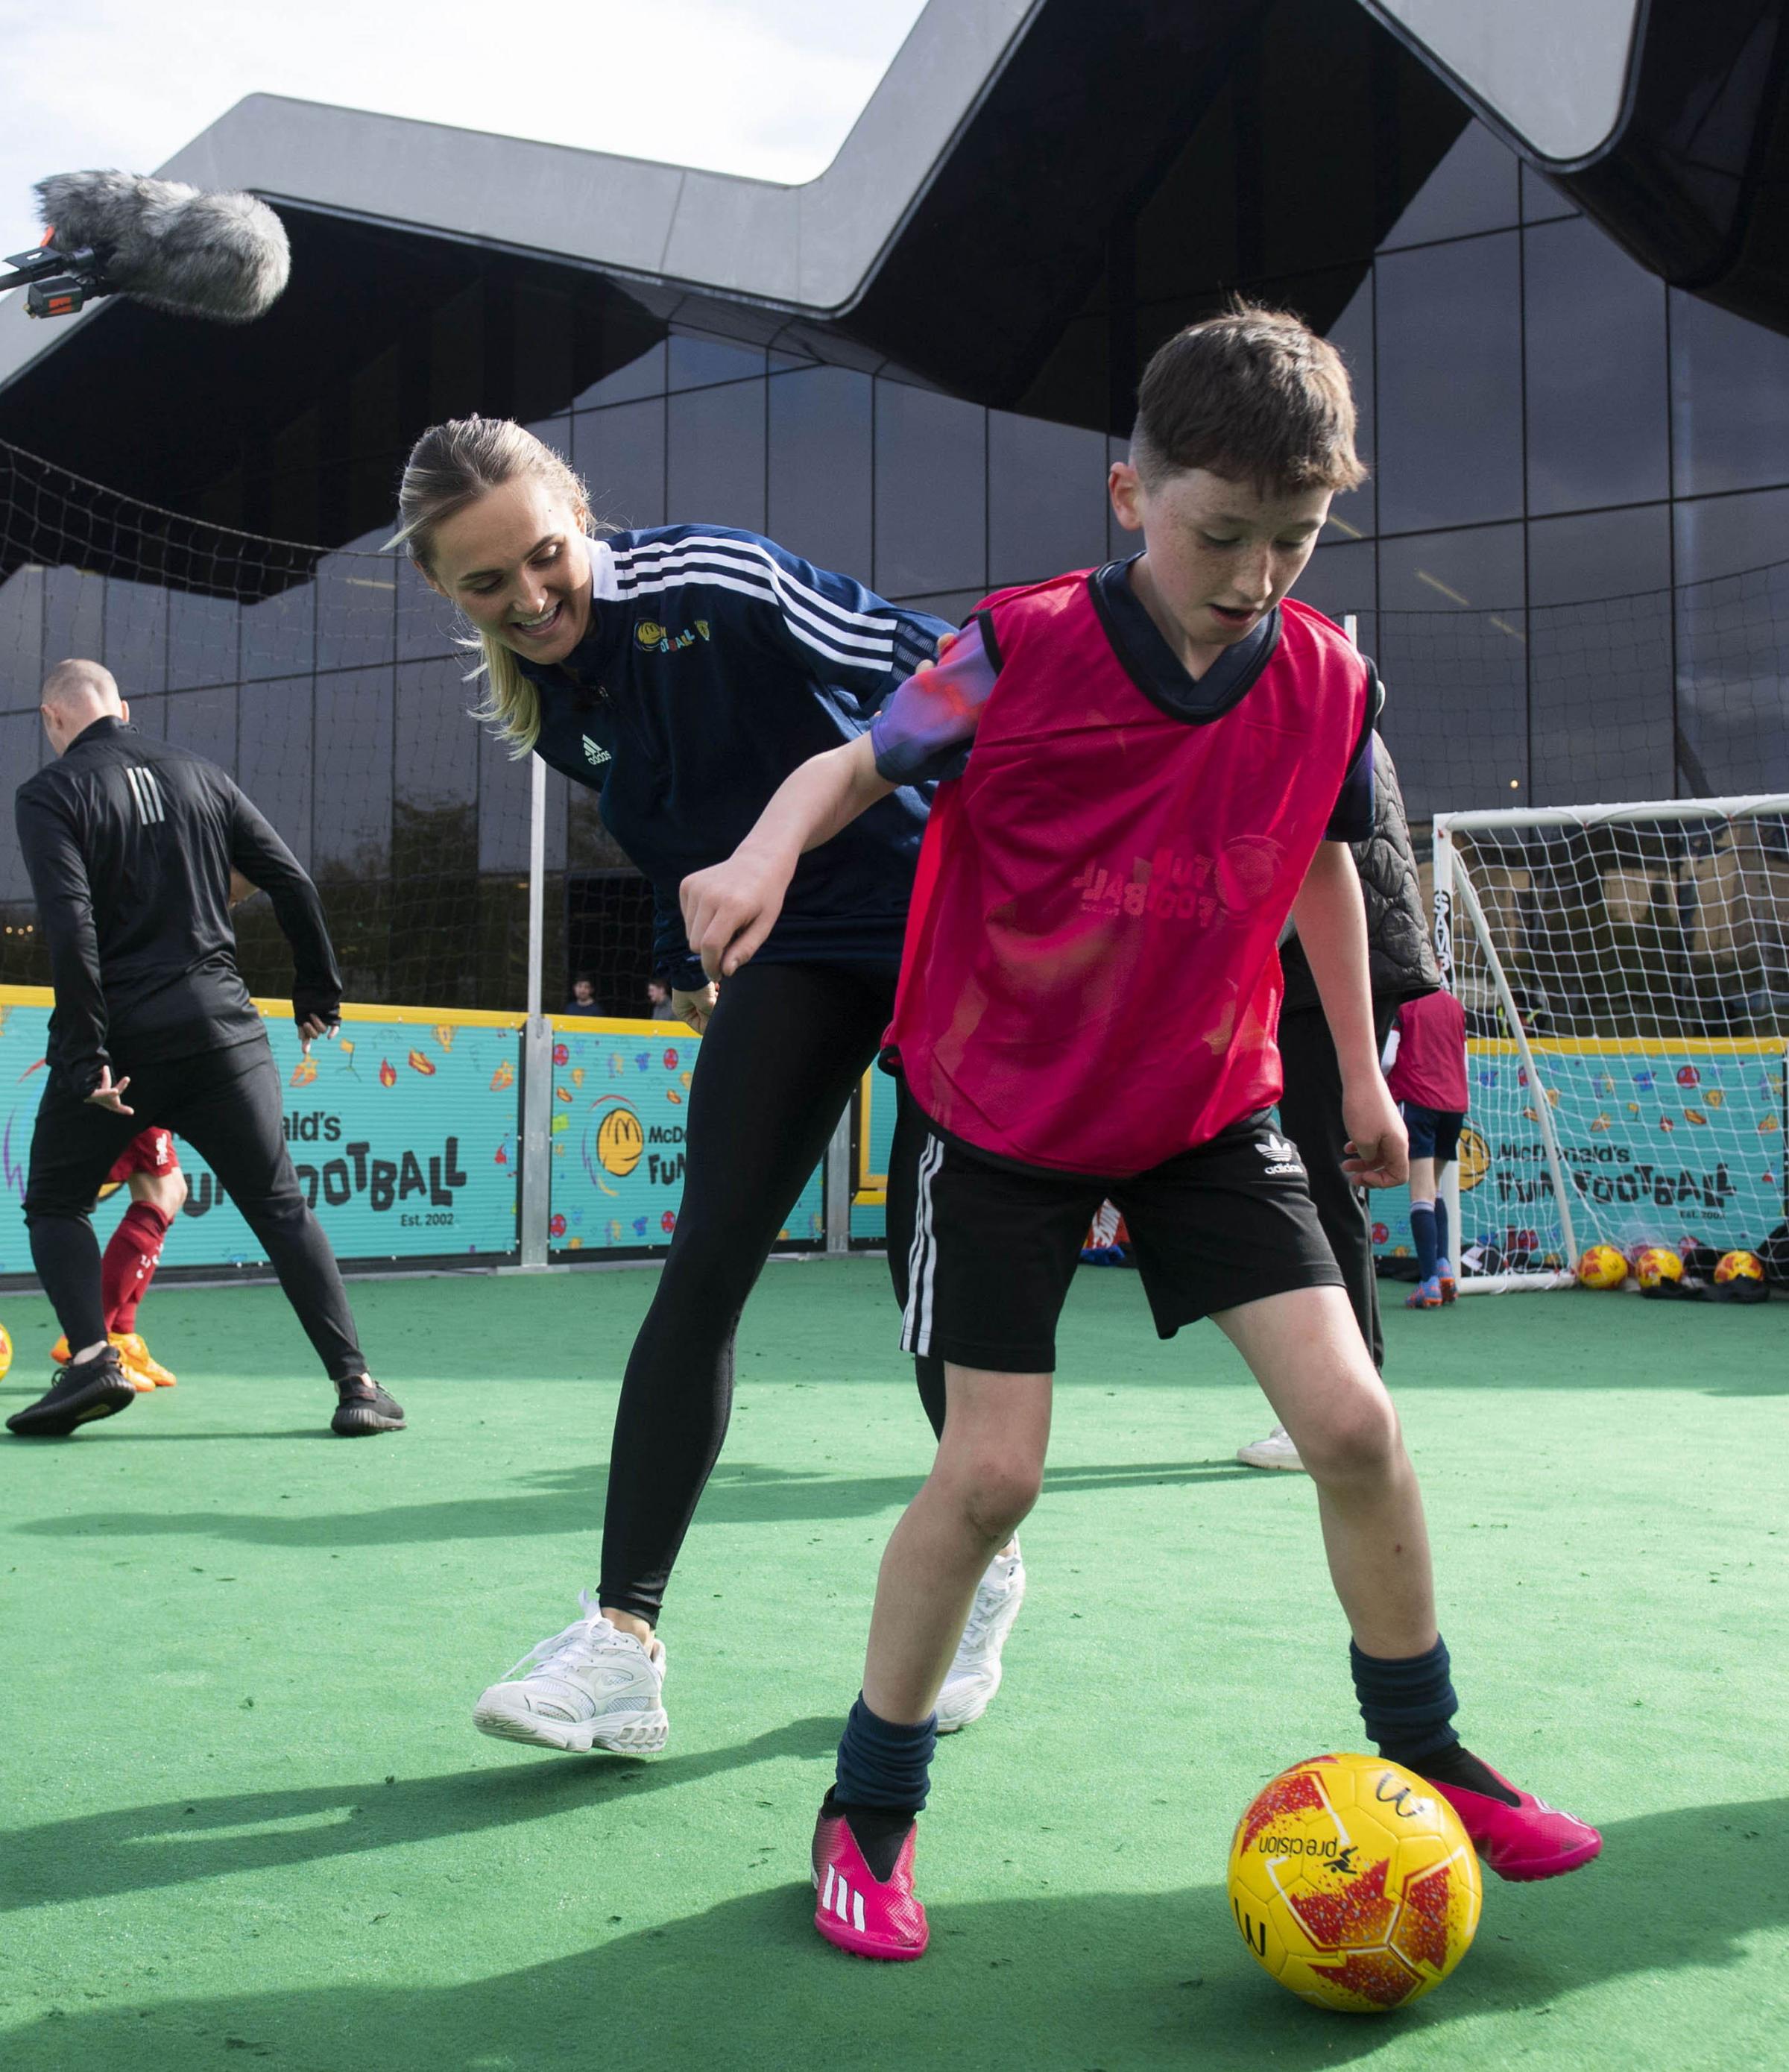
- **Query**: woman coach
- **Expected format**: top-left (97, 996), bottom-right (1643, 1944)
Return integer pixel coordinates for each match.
top-left (393, 416), bottom-right (1026, 1757)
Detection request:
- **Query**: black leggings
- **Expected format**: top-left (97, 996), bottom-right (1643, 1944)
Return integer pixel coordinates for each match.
top-left (1275, 999), bottom-right (1401, 1374)
top-left (599, 961), bottom-right (941, 1622)
top-left (22, 1036), bottom-right (366, 1382)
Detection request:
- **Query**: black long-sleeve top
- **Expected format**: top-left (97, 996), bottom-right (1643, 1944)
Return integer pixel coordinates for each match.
top-left (13, 715), bottom-right (341, 1098)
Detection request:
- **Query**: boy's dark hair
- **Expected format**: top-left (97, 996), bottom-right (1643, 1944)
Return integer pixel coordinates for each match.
top-left (1132, 303), bottom-right (1366, 495)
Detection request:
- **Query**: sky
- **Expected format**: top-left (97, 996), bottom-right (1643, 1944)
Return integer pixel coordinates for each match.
top-left (0, 0), bottom-right (929, 245)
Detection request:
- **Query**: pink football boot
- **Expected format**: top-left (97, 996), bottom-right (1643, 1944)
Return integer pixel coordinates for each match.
top-left (811, 1795), bottom-right (929, 1959)
top-left (1430, 1760), bottom-right (1603, 1881)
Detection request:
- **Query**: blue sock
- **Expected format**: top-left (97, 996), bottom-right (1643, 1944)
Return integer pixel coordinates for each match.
top-left (1410, 1201), bottom-right (1438, 1282)
top-left (1434, 1194), bottom-right (1451, 1270)
top-left (1351, 1635), bottom-right (1460, 1765)
top-left (835, 1693), bottom-right (936, 1812)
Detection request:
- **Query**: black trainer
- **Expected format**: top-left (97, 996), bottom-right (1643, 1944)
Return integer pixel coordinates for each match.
top-left (6, 1347), bottom-right (138, 1438)
top-left (331, 1375), bottom-right (406, 1436)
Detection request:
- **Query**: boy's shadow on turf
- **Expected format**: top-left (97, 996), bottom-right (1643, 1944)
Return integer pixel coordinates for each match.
top-left (0, 1714), bottom-right (842, 1913)
top-left (1, 1795), bottom-right (1782, 2071)
top-left (16, 1459), bottom-right (1256, 1548)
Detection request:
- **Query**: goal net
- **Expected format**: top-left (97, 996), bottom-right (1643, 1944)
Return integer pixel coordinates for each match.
top-left (1435, 797), bottom-right (1789, 1288)
top-left (0, 437), bottom-right (654, 1017)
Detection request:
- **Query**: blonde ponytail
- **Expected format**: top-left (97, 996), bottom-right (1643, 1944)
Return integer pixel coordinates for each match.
top-left (470, 634), bottom-right (542, 756)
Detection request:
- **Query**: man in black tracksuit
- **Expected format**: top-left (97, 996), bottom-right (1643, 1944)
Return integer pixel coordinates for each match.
top-left (7, 658), bottom-right (404, 1440)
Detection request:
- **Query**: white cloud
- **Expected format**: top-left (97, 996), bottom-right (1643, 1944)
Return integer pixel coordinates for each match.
top-left (0, 0), bottom-right (927, 247)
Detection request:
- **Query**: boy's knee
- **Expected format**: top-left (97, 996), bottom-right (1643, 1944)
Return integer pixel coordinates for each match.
top-left (944, 1450), bottom-right (1044, 1542)
top-left (1299, 1382), bottom-right (1401, 1484)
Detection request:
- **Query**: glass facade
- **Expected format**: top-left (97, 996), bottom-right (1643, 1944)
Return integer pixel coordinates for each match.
top-left (4, 0), bottom-right (1788, 1008)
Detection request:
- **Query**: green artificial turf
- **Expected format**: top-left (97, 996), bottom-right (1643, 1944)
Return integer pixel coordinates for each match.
top-left (0, 1260), bottom-right (1784, 2071)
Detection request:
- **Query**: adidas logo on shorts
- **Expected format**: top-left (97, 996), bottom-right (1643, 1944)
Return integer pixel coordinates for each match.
top-left (1258, 1131), bottom-right (1304, 1178)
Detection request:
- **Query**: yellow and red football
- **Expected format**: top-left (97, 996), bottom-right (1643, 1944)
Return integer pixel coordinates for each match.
top-left (1228, 1754), bottom-right (1482, 2014)
top-left (1712, 1250), bottom-right (1769, 1303)
top-left (1577, 1244), bottom-right (1628, 1289)
top-left (1634, 1246), bottom-right (1685, 1294)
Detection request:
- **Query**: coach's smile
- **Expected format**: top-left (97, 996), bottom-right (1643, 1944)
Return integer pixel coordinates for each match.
top-left (425, 473), bottom-right (596, 667)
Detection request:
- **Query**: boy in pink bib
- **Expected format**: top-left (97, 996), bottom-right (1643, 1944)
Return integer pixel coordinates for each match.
top-left (684, 307), bottom-right (1601, 1961)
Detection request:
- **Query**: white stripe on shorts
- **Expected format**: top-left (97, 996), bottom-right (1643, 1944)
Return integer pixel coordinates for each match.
top-left (902, 1131), bottom-right (944, 1356)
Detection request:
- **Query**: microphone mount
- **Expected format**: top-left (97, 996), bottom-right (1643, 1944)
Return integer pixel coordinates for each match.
top-left (0, 235), bottom-right (113, 318)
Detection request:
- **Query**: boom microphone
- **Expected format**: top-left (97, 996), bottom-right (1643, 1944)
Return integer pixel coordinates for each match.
top-left (1, 171), bottom-right (290, 323)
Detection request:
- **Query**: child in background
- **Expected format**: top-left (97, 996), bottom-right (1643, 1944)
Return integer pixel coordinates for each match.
top-left (48, 1127), bottom-right (186, 1390)
top-left (1386, 984), bottom-right (1469, 1306)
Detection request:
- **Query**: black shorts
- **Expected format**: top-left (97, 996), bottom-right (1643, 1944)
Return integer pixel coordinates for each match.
top-left (1401, 1103), bottom-right (1463, 1163)
top-left (899, 1105), bottom-right (1344, 1374)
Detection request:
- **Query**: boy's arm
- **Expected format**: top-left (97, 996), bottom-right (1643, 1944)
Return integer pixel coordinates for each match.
top-left (681, 734), bottom-right (894, 980)
top-left (682, 618), bottom-right (1000, 980)
top-left (1289, 840), bottom-right (1408, 1188)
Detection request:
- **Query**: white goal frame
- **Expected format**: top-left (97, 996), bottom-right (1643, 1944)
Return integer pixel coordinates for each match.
top-left (1432, 794), bottom-right (1789, 1294)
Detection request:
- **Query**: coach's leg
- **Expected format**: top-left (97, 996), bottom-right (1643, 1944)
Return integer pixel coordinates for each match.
top-left (162, 1041), bottom-right (367, 1382)
top-left (597, 962), bottom-right (888, 1634)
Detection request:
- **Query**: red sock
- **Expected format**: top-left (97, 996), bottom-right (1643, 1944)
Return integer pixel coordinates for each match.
top-left (103, 1201), bottom-right (173, 1335)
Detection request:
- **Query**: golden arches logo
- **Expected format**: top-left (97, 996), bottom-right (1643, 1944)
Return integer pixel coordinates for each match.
top-left (1457, 1126), bottom-right (1490, 1192)
top-left (635, 621), bottom-right (666, 649)
top-left (596, 1105), bottom-right (644, 1178)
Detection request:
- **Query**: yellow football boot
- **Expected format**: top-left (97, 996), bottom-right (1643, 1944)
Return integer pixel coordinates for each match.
top-left (110, 1332), bottom-right (176, 1388)
top-left (52, 1331), bottom-right (154, 1390)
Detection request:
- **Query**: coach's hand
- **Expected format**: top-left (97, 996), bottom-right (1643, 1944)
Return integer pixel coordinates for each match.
top-left (84, 1067), bottom-right (135, 1116)
top-left (293, 989), bottom-right (342, 1055)
top-left (672, 983), bottom-right (718, 1033)
top-left (1340, 1079), bottom-right (1408, 1188)
top-left (681, 851), bottom-right (792, 983)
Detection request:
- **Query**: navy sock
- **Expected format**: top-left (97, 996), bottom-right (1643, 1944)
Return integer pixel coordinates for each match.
top-left (835, 1693), bottom-right (936, 1813)
top-left (1410, 1202), bottom-right (1438, 1281)
top-left (1434, 1194), bottom-right (1451, 1268)
top-left (1350, 1635), bottom-right (1460, 1766)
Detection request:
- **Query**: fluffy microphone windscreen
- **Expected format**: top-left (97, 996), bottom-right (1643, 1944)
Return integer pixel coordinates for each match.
top-left (34, 171), bottom-right (291, 322)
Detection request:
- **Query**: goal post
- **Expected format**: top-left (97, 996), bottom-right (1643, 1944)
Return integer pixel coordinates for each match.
top-left (1431, 796), bottom-right (1789, 1291)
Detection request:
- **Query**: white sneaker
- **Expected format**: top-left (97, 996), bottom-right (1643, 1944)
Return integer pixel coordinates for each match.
top-left (1236, 1424), bottom-right (1306, 1473)
top-left (936, 1545), bottom-right (1026, 1733)
top-left (473, 1591), bottom-right (669, 1753)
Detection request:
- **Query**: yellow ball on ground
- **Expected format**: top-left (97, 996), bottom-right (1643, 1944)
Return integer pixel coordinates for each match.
top-left (0, 1320), bottom-right (10, 1379)
top-left (1227, 1754), bottom-right (1482, 2014)
top-left (1577, 1244), bottom-right (1629, 1289)
top-left (1712, 1250), bottom-right (1770, 1303)
top-left (1634, 1246), bottom-right (1685, 1293)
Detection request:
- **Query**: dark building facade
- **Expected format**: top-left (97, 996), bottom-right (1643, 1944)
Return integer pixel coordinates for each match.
top-left (3, 0), bottom-right (1787, 1011)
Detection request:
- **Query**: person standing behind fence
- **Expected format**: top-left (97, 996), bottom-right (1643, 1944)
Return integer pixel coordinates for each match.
top-left (1386, 983), bottom-right (1470, 1309)
top-left (7, 659), bottom-right (404, 1440)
